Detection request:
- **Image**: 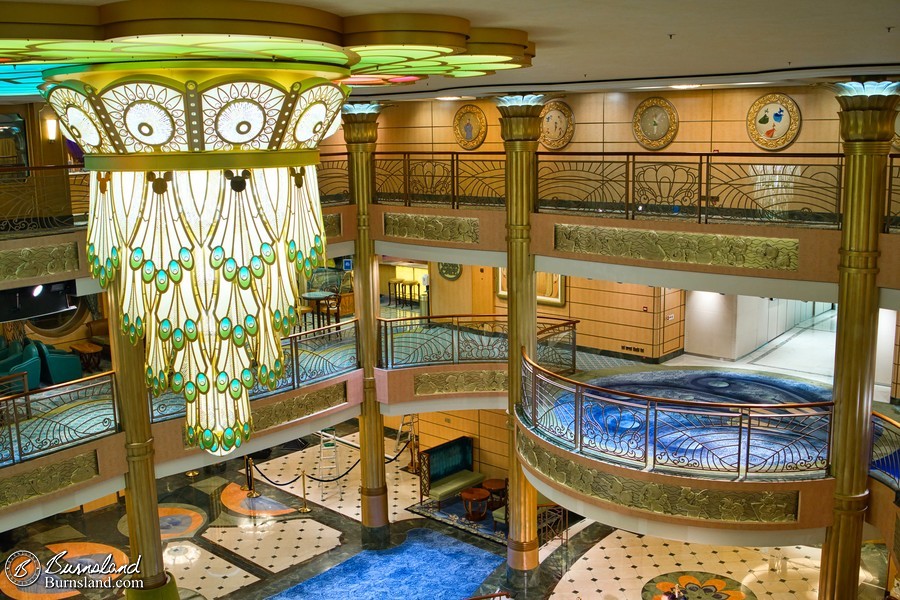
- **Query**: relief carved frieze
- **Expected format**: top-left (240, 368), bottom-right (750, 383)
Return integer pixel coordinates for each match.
top-left (517, 433), bottom-right (798, 523)
top-left (0, 451), bottom-right (99, 509)
top-left (0, 242), bottom-right (80, 282)
top-left (384, 213), bottom-right (479, 244)
top-left (554, 224), bottom-right (798, 271)
top-left (414, 370), bottom-right (508, 396)
top-left (323, 213), bottom-right (342, 238)
top-left (252, 382), bottom-right (347, 432)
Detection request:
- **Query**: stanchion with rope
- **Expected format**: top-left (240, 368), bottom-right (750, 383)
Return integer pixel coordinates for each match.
top-left (245, 457), bottom-right (260, 498)
top-left (298, 470), bottom-right (312, 513)
top-left (240, 455), bottom-right (251, 491)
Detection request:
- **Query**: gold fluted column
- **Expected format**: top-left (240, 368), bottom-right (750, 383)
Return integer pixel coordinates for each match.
top-left (343, 104), bottom-right (389, 533)
top-left (107, 285), bottom-right (179, 599)
top-left (497, 95), bottom-right (544, 582)
top-left (819, 82), bottom-right (900, 600)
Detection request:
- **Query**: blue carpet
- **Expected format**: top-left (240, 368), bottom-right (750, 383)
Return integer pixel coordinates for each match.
top-left (268, 528), bottom-right (503, 600)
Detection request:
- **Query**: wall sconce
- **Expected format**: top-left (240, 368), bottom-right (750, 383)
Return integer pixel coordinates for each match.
top-left (39, 103), bottom-right (58, 142)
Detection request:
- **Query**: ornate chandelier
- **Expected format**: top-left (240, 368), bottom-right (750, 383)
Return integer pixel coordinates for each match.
top-left (42, 63), bottom-right (347, 455)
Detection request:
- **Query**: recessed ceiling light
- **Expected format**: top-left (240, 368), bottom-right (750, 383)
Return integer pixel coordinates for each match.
top-left (435, 95), bottom-right (476, 101)
top-left (32, 285), bottom-right (43, 297)
top-left (734, 81), bottom-right (773, 86)
top-left (670, 84), bottom-right (701, 90)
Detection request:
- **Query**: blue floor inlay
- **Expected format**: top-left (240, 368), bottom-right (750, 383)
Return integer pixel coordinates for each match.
top-left (267, 528), bottom-right (504, 600)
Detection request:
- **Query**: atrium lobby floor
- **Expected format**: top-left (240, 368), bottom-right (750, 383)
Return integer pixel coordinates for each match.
top-left (0, 307), bottom-right (894, 599)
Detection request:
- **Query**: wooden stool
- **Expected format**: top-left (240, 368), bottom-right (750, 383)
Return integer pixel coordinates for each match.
top-left (387, 278), bottom-right (404, 307)
top-left (401, 280), bottom-right (420, 308)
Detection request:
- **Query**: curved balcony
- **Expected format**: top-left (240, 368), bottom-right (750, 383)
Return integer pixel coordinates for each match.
top-left (516, 351), bottom-right (837, 543)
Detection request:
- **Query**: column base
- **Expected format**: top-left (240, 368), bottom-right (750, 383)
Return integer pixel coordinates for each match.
top-left (361, 485), bottom-right (389, 528)
top-left (125, 572), bottom-right (179, 600)
top-left (360, 523), bottom-right (391, 549)
top-left (506, 564), bottom-right (541, 593)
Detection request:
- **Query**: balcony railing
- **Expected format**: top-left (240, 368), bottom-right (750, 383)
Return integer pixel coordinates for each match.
top-left (871, 411), bottom-right (900, 489)
top-left (520, 351), bottom-right (833, 480)
top-left (3, 154), bottom-right (898, 237)
top-left (0, 163), bottom-right (89, 235)
top-left (0, 371), bottom-right (117, 467)
top-left (316, 151), bottom-right (900, 232)
top-left (150, 319), bottom-right (360, 423)
top-left (379, 314), bottom-right (578, 372)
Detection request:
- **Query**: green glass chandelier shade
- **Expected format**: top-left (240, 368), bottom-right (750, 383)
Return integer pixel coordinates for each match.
top-left (45, 66), bottom-right (347, 456)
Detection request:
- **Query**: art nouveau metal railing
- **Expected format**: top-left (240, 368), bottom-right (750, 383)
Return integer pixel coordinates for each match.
top-left (871, 411), bottom-right (900, 489)
top-left (0, 163), bottom-right (89, 233)
top-left (379, 314), bottom-right (578, 372)
top-left (520, 352), bottom-right (834, 480)
top-left (0, 371), bottom-right (117, 467)
top-left (315, 151), bottom-right (900, 232)
top-left (150, 319), bottom-right (360, 423)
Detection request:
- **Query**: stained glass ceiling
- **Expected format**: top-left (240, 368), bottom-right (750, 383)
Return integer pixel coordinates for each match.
top-left (0, 3), bottom-right (534, 97)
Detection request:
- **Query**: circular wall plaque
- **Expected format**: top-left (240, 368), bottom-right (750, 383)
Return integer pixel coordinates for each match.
top-left (453, 104), bottom-right (487, 150)
top-left (539, 100), bottom-right (575, 150)
top-left (633, 97), bottom-right (678, 150)
top-left (747, 92), bottom-right (801, 151)
top-left (438, 262), bottom-right (462, 281)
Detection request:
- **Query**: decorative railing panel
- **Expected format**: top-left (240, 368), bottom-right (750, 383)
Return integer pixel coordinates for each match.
top-left (521, 353), bottom-right (833, 480)
top-left (151, 320), bottom-right (360, 423)
top-left (380, 314), bottom-right (577, 372)
top-left (706, 159), bottom-right (842, 225)
top-left (871, 412), bottom-right (900, 488)
top-left (0, 372), bottom-right (117, 467)
top-left (315, 151), bottom-right (898, 231)
top-left (888, 155), bottom-right (900, 233)
top-left (317, 156), bottom-right (351, 205)
top-left (0, 164), bottom-right (89, 234)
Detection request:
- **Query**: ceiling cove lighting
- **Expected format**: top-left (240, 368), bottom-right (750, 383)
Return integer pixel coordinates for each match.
top-left (42, 63), bottom-right (347, 456)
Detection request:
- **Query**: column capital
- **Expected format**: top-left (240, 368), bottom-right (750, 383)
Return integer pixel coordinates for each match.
top-left (496, 95), bottom-right (545, 142)
top-left (829, 82), bottom-right (900, 143)
top-left (342, 103), bottom-right (382, 144)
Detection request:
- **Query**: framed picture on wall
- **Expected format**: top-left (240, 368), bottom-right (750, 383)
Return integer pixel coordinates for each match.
top-left (746, 92), bottom-right (801, 151)
top-left (453, 104), bottom-right (487, 150)
top-left (496, 268), bottom-right (566, 307)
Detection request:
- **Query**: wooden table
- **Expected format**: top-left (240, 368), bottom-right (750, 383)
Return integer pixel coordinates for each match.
top-left (460, 487), bottom-right (490, 521)
top-left (70, 341), bottom-right (103, 372)
top-left (301, 290), bottom-right (337, 329)
top-left (482, 478), bottom-right (507, 511)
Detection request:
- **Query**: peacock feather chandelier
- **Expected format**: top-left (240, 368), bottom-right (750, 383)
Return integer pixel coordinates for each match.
top-left (42, 63), bottom-right (347, 455)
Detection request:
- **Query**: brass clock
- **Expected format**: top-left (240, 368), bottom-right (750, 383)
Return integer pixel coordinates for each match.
top-left (539, 100), bottom-right (575, 150)
top-left (438, 262), bottom-right (462, 281)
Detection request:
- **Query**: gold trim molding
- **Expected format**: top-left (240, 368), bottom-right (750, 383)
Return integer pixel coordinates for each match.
top-left (517, 433), bottom-right (798, 523)
top-left (0, 451), bottom-right (99, 509)
top-left (414, 370), bottom-right (508, 396)
top-left (252, 382), bottom-right (347, 432)
top-left (384, 213), bottom-right (480, 244)
top-left (554, 224), bottom-right (798, 271)
top-left (0, 242), bottom-right (80, 282)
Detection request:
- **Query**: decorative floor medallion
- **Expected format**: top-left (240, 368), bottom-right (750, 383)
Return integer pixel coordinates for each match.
top-left (643, 571), bottom-right (757, 600)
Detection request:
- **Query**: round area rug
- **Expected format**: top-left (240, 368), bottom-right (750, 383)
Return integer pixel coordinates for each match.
top-left (642, 571), bottom-right (758, 600)
top-left (219, 482), bottom-right (297, 517)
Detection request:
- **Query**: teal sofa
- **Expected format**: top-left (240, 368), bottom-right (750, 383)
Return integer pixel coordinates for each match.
top-left (0, 343), bottom-right (41, 392)
top-left (33, 341), bottom-right (83, 385)
top-left (418, 436), bottom-right (484, 507)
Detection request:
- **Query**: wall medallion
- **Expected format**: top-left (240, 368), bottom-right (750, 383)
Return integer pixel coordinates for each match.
top-left (747, 92), bottom-right (801, 151)
top-left (453, 104), bottom-right (487, 150)
top-left (633, 97), bottom-right (678, 150)
top-left (539, 100), bottom-right (575, 150)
